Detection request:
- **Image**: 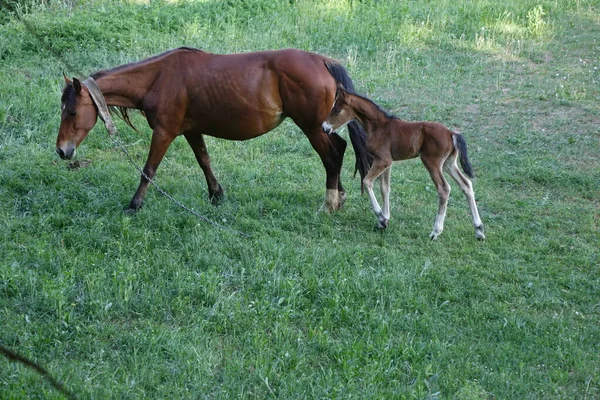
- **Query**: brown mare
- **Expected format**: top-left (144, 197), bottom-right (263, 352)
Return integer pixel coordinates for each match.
top-left (322, 86), bottom-right (485, 240)
top-left (56, 47), bottom-right (371, 212)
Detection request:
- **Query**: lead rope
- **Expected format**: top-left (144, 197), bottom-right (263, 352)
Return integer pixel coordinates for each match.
top-left (81, 78), bottom-right (247, 237)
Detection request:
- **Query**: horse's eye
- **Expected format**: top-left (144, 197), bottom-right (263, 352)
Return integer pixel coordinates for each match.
top-left (69, 110), bottom-right (78, 117)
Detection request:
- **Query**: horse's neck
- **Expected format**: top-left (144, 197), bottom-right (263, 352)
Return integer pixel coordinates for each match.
top-left (95, 67), bottom-right (157, 109)
top-left (349, 95), bottom-right (388, 132)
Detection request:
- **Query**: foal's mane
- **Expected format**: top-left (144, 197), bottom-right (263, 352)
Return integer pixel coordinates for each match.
top-left (349, 92), bottom-right (396, 120)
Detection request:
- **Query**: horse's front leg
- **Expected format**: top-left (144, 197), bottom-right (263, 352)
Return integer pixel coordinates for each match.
top-left (128, 127), bottom-right (176, 211)
top-left (363, 159), bottom-right (391, 229)
top-left (183, 131), bottom-right (224, 205)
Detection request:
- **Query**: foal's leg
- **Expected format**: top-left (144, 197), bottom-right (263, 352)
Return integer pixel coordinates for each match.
top-left (444, 155), bottom-right (485, 240)
top-left (363, 159), bottom-right (392, 228)
top-left (379, 165), bottom-right (392, 225)
top-left (129, 127), bottom-right (176, 211)
top-left (422, 156), bottom-right (450, 240)
top-left (184, 131), bottom-right (224, 205)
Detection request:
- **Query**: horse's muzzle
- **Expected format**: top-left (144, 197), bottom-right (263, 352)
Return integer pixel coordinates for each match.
top-left (56, 146), bottom-right (75, 160)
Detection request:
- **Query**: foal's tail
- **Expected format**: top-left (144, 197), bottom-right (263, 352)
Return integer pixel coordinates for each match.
top-left (323, 60), bottom-right (373, 181)
top-left (453, 133), bottom-right (475, 179)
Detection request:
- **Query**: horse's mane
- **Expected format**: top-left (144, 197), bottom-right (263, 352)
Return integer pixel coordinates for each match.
top-left (62, 83), bottom-right (140, 131)
top-left (61, 84), bottom-right (78, 113)
top-left (86, 47), bottom-right (205, 132)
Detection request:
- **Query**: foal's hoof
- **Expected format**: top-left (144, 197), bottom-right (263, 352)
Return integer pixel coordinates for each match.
top-left (475, 226), bottom-right (486, 240)
top-left (429, 231), bottom-right (442, 240)
top-left (377, 218), bottom-right (389, 229)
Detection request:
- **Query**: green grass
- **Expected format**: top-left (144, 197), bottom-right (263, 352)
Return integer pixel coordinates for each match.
top-left (1, 0), bottom-right (599, 398)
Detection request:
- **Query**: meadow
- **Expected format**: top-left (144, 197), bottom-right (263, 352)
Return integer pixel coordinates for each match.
top-left (1, 0), bottom-right (599, 398)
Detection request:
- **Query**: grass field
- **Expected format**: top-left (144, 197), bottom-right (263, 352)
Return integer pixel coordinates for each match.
top-left (1, 0), bottom-right (599, 398)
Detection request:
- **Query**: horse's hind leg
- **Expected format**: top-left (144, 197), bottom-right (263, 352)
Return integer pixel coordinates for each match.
top-left (330, 131), bottom-right (348, 207)
top-left (422, 155), bottom-right (450, 240)
top-left (444, 154), bottom-right (485, 240)
top-left (184, 131), bottom-right (224, 205)
top-left (129, 127), bottom-right (176, 211)
top-left (303, 127), bottom-right (346, 212)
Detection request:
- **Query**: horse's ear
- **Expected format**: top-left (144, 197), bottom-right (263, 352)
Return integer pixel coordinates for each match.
top-left (72, 77), bottom-right (82, 93)
top-left (63, 72), bottom-right (72, 85)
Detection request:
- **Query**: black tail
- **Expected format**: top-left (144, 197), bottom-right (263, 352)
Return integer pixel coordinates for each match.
top-left (324, 60), bottom-right (373, 183)
top-left (453, 133), bottom-right (474, 179)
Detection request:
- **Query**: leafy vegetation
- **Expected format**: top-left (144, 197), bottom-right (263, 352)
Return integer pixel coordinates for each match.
top-left (1, 0), bottom-right (599, 398)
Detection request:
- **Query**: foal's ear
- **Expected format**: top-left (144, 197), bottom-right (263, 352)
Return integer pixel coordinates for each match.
top-left (72, 77), bottom-right (82, 93)
top-left (335, 83), bottom-right (346, 99)
top-left (63, 72), bottom-right (72, 85)
top-left (337, 83), bottom-right (350, 95)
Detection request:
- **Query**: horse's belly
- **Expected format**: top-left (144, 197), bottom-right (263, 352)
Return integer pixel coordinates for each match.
top-left (193, 111), bottom-right (285, 140)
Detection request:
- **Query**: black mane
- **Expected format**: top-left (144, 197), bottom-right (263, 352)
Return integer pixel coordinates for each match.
top-left (91, 47), bottom-right (204, 80)
top-left (352, 92), bottom-right (396, 120)
top-left (61, 84), bottom-right (78, 112)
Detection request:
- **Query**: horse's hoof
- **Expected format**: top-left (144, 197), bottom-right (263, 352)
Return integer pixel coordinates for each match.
top-left (338, 191), bottom-right (347, 208)
top-left (377, 218), bottom-right (388, 229)
top-left (475, 225), bottom-right (485, 240)
top-left (125, 204), bottom-right (141, 214)
top-left (209, 185), bottom-right (225, 205)
top-left (318, 203), bottom-right (334, 214)
top-left (320, 189), bottom-right (340, 213)
top-left (209, 192), bottom-right (224, 205)
top-left (429, 231), bottom-right (441, 240)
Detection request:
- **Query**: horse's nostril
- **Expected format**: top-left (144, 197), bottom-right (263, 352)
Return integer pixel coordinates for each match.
top-left (56, 147), bottom-right (74, 160)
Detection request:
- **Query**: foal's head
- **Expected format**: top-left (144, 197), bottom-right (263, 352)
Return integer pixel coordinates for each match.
top-left (56, 76), bottom-right (98, 160)
top-left (321, 85), bottom-right (354, 134)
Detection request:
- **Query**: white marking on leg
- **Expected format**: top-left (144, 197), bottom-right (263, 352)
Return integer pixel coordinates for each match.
top-left (363, 160), bottom-right (391, 229)
top-left (429, 169), bottom-right (449, 240)
top-left (380, 166), bottom-right (392, 221)
top-left (445, 158), bottom-right (485, 240)
top-left (319, 188), bottom-right (339, 213)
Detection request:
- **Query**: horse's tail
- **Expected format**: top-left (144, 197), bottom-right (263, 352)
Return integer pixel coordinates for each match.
top-left (323, 60), bottom-right (373, 183)
top-left (452, 133), bottom-right (474, 179)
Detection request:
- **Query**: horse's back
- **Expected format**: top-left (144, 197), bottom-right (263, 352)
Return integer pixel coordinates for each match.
top-left (179, 49), bottom-right (336, 135)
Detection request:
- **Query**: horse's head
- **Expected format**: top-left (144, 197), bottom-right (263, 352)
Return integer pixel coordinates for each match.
top-left (56, 75), bottom-right (98, 160)
top-left (322, 84), bottom-right (352, 134)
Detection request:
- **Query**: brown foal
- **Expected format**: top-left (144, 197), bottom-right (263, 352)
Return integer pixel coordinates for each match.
top-left (322, 86), bottom-right (485, 240)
